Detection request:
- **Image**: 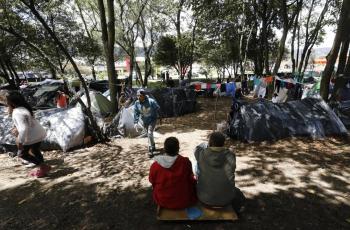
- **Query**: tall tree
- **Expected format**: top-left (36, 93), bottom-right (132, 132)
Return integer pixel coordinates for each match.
top-left (97, 0), bottom-right (118, 113)
top-left (272, 0), bottom-right (302, 75)
top-left (290, 0), bottom-right (331, 79)
top-left (114, 0), bottom-right (148, 88)
top-left (16, 0), bottom-right (104, 140)
top-left (320, 0), bottom-right (350, 101)
top-left (75, 0), bottom-right (102, 80)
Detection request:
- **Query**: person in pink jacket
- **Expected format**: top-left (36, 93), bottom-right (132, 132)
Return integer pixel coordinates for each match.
top-left (6, 91), bottom-right (50, 177)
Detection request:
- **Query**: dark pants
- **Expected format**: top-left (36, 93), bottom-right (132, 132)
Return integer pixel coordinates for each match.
top-left (232, 187), bottom-right (246, 213)
top-left (18, 142), bottom-right (44, 165)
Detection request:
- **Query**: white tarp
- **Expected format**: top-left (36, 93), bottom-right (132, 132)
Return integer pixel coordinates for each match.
top-left (117, 105), bottom-right (144, 137)
top-left (0, 107), bottom-right (85, 152)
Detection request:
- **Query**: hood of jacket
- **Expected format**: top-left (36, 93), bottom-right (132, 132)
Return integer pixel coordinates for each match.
top-left (154, 155), bottom-right (178, 168)
top-left (203, 147), bottom-right (231, 167)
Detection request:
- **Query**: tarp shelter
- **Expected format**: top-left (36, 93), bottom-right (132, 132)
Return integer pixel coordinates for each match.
top-left (80, 91), bottom-right (113, 117)
top-left (334, 100), bottom-right (350, 128)
top-left (105, 87), bottom-right (197, 137)
top-left (0, 106), bottom-right (85, 152)
top-left (20, 79), bottom-right (65, 109)
top-left (151, 88), bottom-right (197, 118)
top-left (228, 98), bottom-right (347, 142)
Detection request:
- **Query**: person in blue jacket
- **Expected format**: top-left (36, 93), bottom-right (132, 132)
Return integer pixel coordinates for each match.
top-left (134, 89), bottom-right (160, 157)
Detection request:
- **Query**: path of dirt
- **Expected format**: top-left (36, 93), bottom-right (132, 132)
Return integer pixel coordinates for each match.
top-left (0, 97), bottom-right (350, 230)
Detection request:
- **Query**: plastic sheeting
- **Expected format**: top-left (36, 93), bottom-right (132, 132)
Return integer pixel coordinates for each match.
top-left (0, 106), bottom-right (15, 145)
top-left (334, 100), bottom-right (350, 128)
top-left (228, 98), bottom-right (348, 142)
top-left (104, 103), bottom-right (144, 138)
top-left (0, 106), bottom-right (85, 152)
top-left (37, 107), bottom-right (85, 152)
top-left (151, 88), bottom-right (197, 118)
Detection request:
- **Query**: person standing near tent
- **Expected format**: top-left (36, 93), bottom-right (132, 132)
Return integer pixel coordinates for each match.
top-left (134, 89), bottom-right (160, 157)
top-left (6, 91), bottom-right (50, 177)
top-left (55, 90), bottom-right (68, 108)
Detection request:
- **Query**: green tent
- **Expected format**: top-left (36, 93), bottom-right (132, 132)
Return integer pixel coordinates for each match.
top-left (80, 91), bottom-right (113, 116)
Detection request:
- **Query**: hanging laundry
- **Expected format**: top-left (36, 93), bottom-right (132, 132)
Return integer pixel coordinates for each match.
top-left (254, 78), bottom-right (261, 86)
top-left (194, 84), bottom-right (201, 91)
top-left (265, 76), bottom-right (274, 84)
top-left (206, 83), bottom-right (211, 90)
top-left (286, 82), bottom-right (294, 89)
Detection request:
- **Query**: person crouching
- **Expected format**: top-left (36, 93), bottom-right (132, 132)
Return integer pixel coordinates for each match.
top-left (6, 91), bottom-right (51, 177)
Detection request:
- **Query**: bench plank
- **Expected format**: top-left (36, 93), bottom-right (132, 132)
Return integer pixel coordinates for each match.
top-left (157, 204), bottom-right (238, 221)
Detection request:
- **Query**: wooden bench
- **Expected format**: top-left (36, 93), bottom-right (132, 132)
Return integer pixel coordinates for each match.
top-left (157, 204), bottom-right (238, 222)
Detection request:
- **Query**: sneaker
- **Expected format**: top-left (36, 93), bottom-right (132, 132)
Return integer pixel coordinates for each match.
top-left (28, 165), bottom-right (51, 178)
top-left (25, 163), bottom-right (37, 168)
top-left (29, 168), bottom-right (46, 178)
top-left (21, 159), bottom-right (30, 165)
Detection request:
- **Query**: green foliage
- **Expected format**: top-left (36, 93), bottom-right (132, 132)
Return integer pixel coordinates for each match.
top-left (153, 34), bottom-right (197, 75)
top-left (153, 35), bottom-right (178, 67)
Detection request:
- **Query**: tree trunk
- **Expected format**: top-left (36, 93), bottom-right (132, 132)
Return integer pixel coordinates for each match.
top-left (337, 39), bottom-right (350, 75)
top-left (188, 20), bottom-right (197, 83)
top-left (264, 28), bottom-right (271, 75)
top-left (92, 65), bottom-right (97, 80)
top-left (320, 0), bottom-right (350, 101)
top-left (135, 61), bottom-right (144, 87)
top-left (273, 0), bottom-right (301, 75)
top-left (128, 54), bottom-right (134, 88)
top-left (291, 12), bottom-right (299, 73)
top-left (273, 30), bottom-right (288, 75)
top-left (50, 66), bottom-right (57, 79)
top-left (0, 58), bottom-right (16, 88)
top-left (22, 0), bottom-right (104, 141)
top-left (8, 59), bottom-right (20, 87)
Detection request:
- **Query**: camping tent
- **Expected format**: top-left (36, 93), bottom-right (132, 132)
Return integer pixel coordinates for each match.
top-left (228, 98), bottom-right (348, 142)
top-left (80, 91), bottom-right (113, 117)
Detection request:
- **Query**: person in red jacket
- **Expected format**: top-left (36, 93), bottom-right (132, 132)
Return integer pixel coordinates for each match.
top-left (149, 137), bottom-right (197, 209)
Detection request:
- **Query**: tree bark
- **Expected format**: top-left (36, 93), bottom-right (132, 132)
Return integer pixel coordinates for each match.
top-left (337, 39), bottom-right (350, 75)
top-left (0, 58), bottom-right (16, 88)
top-left (98, 0), bottom-right (118, 113)
top-left (320, 0), bottom-right (350, 101)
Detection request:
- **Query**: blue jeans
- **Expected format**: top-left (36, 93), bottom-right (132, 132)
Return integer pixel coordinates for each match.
top-left (144, 121), bottom-right (156, 151)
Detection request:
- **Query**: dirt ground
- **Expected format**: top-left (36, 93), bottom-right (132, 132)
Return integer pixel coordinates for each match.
top-left (0, 97), bottom-right (350, 230)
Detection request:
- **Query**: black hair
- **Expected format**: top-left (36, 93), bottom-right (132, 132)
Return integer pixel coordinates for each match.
top-left (164, 137), bottom-right (179, 156)
top-left (208, 132), bottom-right (225, 147)
top-left (6, 91), bottom-right (34, 116)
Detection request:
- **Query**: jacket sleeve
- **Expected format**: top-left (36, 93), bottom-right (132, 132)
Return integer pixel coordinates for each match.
top-left (187, 159), bottom-right (196, 183)
top-left (149, 163), bottom-right (156, 186)
top-left (152, 99), bottom-right (160, 111)
top-left (134, 102), bottom-right (140, 124)
top-left (224, 150), bottom-right (236, 187)
top-left (194, 142), bottom-right (207, 160)
top-left (13, 112), bottom-right (30, 144)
